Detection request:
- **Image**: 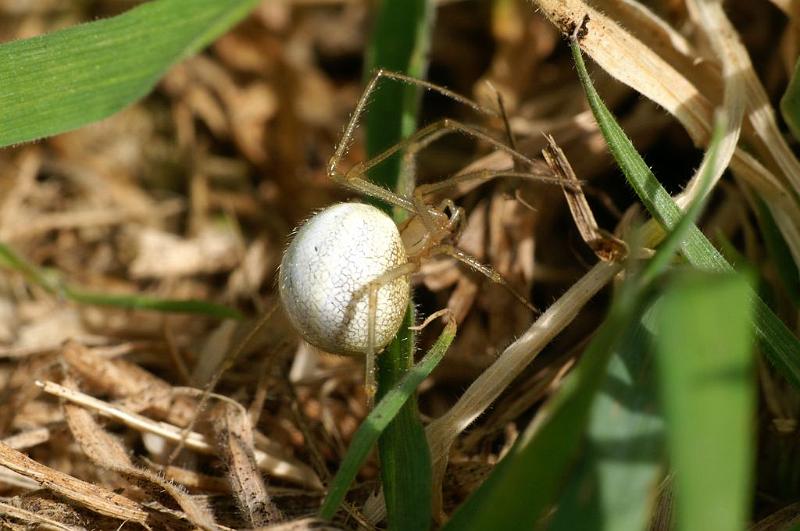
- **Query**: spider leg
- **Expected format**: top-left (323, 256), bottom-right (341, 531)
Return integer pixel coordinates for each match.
top-left (340, 137), bottom-right (568, 221)
top-left (326, 68), bottom-right (500, 210)
top-left (329, 69), bottom-right (499, 179)
top-left (326, 69), bottom-right (564, 213)
top-left (344, 118), bottom-right (547, 187)
top-left (417, 168), bottom-right (574, 197)
top-left (431, 244), bottom-right (538, 314)
top-left (437, 199), bottom-right (465, 234)
top-left (404, 172), bottom-right (566, 259)
top-left (363, 262), bottom-right (418, 407)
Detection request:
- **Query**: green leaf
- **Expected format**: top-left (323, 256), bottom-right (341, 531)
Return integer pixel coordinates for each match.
top-left (780, 56), bottom-right (800, 142)
top-left (364, 0), bottom-right (434, 204)
top-left (376, 307), bottom-right (432, 531)
top-left (319, 318), bottom-right (456, 520)
top-left (445, 46), bottom-right (732, 527)
top-left (655, 271), bottom-right (756, 531)
top-left (0, 0), bottom-right (260, 147)
top-left (546, 78), bottom-right (729, 531)
top-left (548, 317), bottom-right (664, 531)
top-left (0, 242), bottom-right (241, 320)
top-left (443, 286), bottom-right (642, 530)
top-left (364, 0), bottom-right (436, 529)
top-left (570, 39), bottom-right (800, 389)
top-left (63, 285), bottom-right (241, 320)
top-left (753, 198), bottom-right (800, 305)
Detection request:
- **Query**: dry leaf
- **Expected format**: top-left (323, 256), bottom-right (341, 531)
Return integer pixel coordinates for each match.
top-left (213, 402), bottom-right (284, 527)
top-left (130, 226), bottom-right (241, 279)
top-left (0, 441), bottom-right (148, 524)
top-left (61, 375), bottom-right (218, 531)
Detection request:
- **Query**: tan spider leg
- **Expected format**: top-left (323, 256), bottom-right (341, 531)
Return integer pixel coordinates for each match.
top-left (363, 262), bottom-right (419, 406)
top-left (401, 86), bottom-right (520, 173)
top-left (430, 244), bottom-right (538, 313)
top-left (327, 118), bottom-right (560, 216)
top-left (345, 118), bottom-right (544, 184)
top-left (438, 199), bottom-right (464, 233)
top-left (416, 168), bottom-right (575, 196)
top-left (404, 168), bottom-right (574, 257)
top-left (326, 69), bottom-right (500, 211)
top-left (334, 171), bottom-right (418, 212)
top-left (325, 68), bottom-right (572, 221)
top-left (343, 135), bottom-right (568, 227)
top-left (328, 69), bottom-right (499, 179)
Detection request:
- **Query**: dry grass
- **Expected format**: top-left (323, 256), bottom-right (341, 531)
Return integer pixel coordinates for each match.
top-left (0, 0), bottom-right (798, 529)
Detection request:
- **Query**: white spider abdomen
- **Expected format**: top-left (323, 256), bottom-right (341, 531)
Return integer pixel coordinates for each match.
top-left (279, 202), bottom-right (410, 355)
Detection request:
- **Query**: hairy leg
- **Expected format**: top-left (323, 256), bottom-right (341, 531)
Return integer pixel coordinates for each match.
top-left (326, 69), bottom-right (564, 214)
top-left (328, 69), bottom-right (499, 180)
top-left (431, 244), bottom-right (538, 313)
top-left (363, 261), bottom-right (418, 406)
top-left (417, 168), bottom-right (573, 197)
top-left (343, 118), bottom-right (546, 186)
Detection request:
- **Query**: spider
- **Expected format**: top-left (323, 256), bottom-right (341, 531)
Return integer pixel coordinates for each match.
top-left (278, 70), bottom-right (570, 398)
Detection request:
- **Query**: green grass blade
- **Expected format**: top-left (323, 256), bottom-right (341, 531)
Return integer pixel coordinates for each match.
top-left (636, 116), bottom-right (724, 287)
top-left (319, 318), bottom-right (456, 520)
top-left (780, 56), bottom-right (800, 142)
top-left (63, 286), bottom-right (242, 320)
top-left (0, 0), bottom-right (260, 147)
top-left (0, 242), bottom-right (241, 320)
top-left (443, 290), bottom-right (641, 530)
top-left (569, 39), bottom-right (724, 270)
top-left (753, 198), bottom-right (800, 305)
top-left (364, 0), bottom-right (433, 201)
top-left (548, 316), bottom-right (664, 531)
top-left (570, 39), bottom-right (800, 388)
top-left (376, 306), bottom-right (432, 530)
top-left (655, 271), bottom-right (756, 531)
top-left (546, 98), bottom-right (725, 531)
top-left (445, 93), bottom-right (728, 528)
top-left (0, 242), bottom-right (54, 291)
top-left (364, 0), bottom-right (435, 528)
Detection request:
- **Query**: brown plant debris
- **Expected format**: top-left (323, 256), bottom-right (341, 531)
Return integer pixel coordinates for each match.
top-left (0, 1), bottom-right (798, 529)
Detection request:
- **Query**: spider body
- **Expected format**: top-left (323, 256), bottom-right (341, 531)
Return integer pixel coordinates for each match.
top-left (398, 199), bottom-right (464, 257)
top-left (279, 196), bottom-right (470, 358)
top-left (279, 202), bottom-right (411, 355)
top-left (277, 69), bottom-right (562, 397)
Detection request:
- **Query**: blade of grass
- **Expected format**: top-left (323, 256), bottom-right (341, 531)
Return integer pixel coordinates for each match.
top-left (548, 107), bottom-right (724, 531)
top-left (636, 112), bottom-right (725, 288)
top-left (0, 242), bottom-right (241, 320)
top-left (0, 242), bottom-right (52, 289)
top-left (62, 286), bottom-right (241, 320)
top-left (570, 37), bottom-right (800, 388)
top-left (529, 1), bottom-right (800, 268)
top-left (780, 56), bottom-right (800, 142)
top-left (319, 317), bottom-right (456, 520)
top-left (548, 316), bottom-right (663, 531)
top-left (364, 0), bottom-right (435, 528)
top-left (655, 271), bottom-right (755, 531)
top-left (376, 306), bottom-right (430, 530)
top-left (0, 0), bottom-right (260, 147)
top-left (443, 285), bottom-right (643, 530)
top-left (364, 0), bottom-right (433, 203)
top-left (446, 91), bottom-right (729, 529)
top-left (752, 197), bottom-right (800, 305)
